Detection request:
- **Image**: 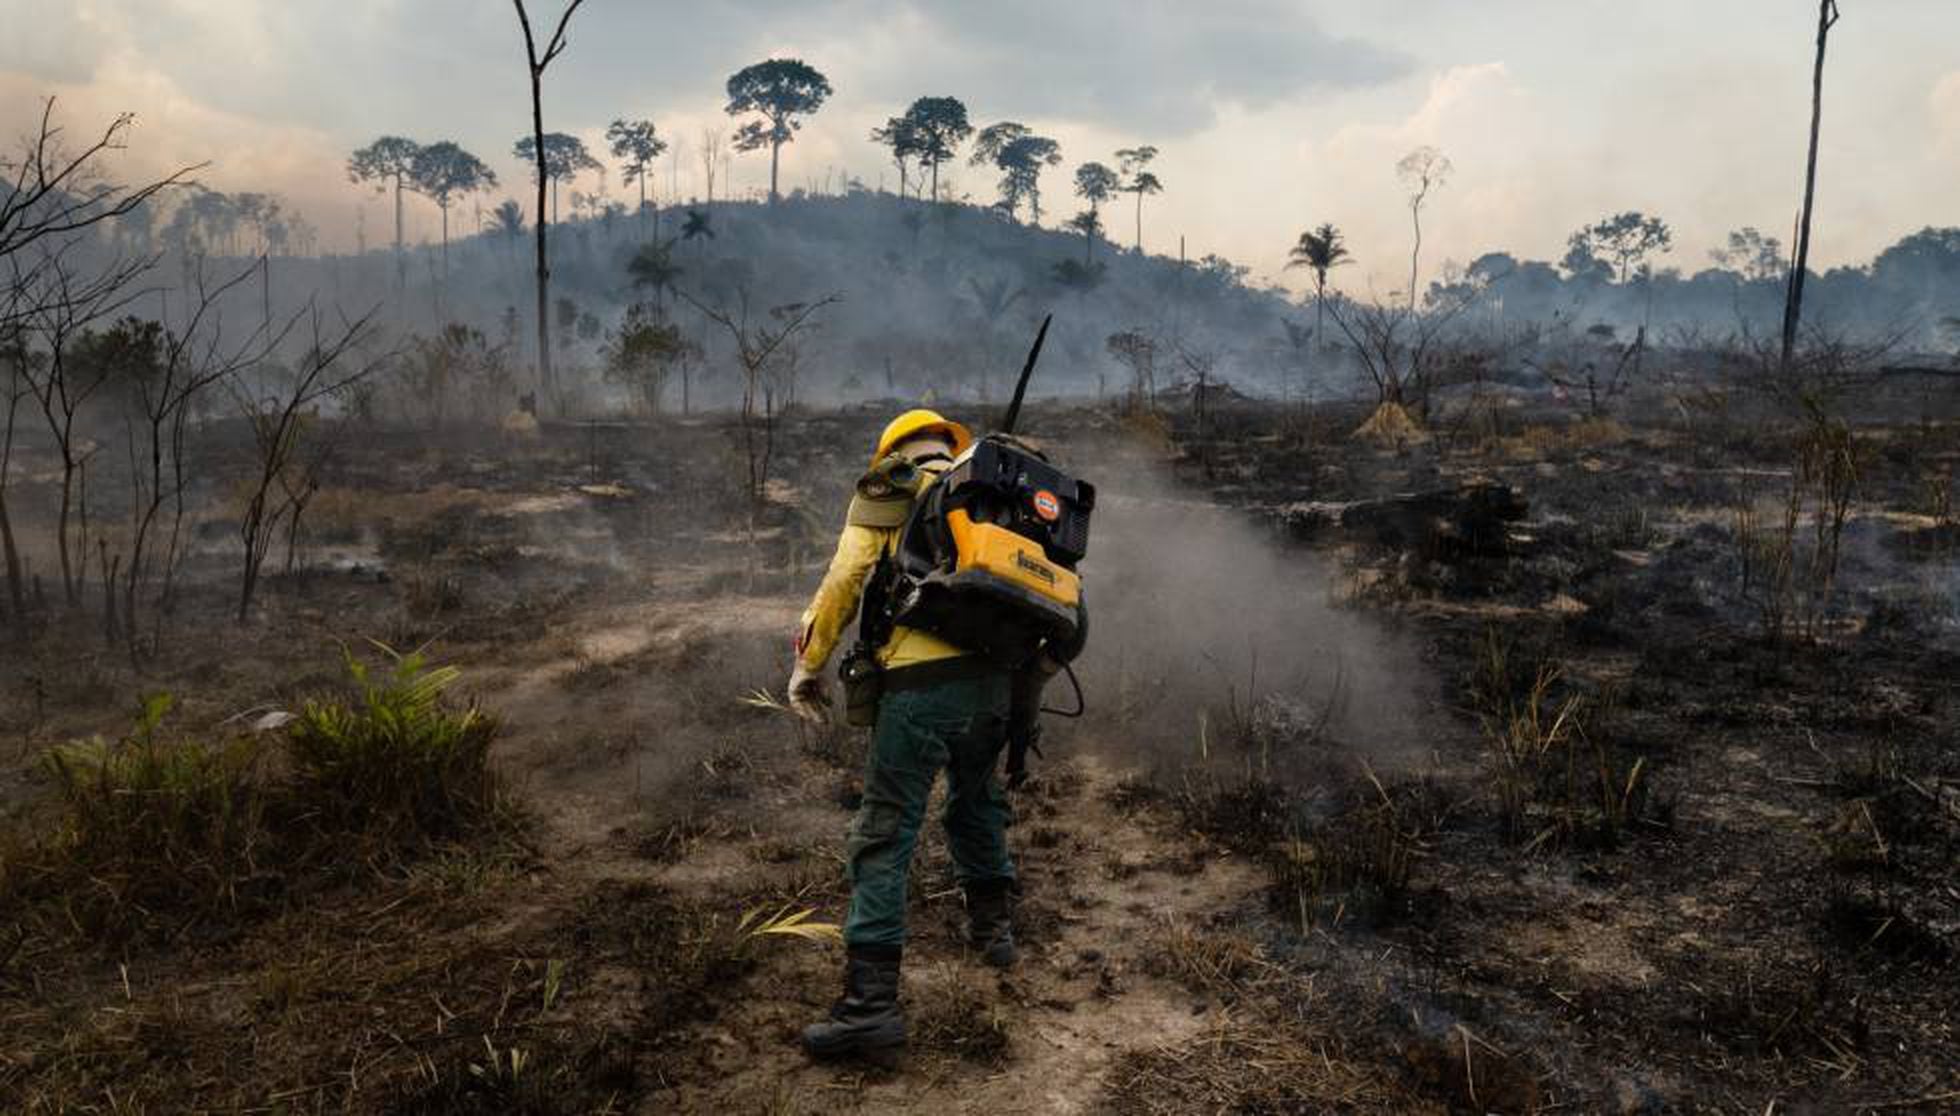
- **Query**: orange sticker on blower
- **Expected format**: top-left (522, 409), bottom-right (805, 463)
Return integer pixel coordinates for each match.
top-left (1031, 490), bottom-right (1061, 521)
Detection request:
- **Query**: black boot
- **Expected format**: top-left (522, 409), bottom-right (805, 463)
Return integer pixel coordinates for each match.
top-left (965, 880), bottom-right (1018, 968)
top-left (802, 947), bottom-right (906, 1063)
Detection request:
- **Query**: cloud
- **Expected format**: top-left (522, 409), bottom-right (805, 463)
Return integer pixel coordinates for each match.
top-left (1306, 63), bottom-right (1565, 294)
top-left (0, 3), bottom-right (103, 85)
top-left (1, 1), bottom-right (1407, 142)
top-left (859, 1), bottom-right (1410, 134)
top-left (3, 1), bottom-right (1954, 280)
top-left (1933, 70), bottom-right (1960, 157)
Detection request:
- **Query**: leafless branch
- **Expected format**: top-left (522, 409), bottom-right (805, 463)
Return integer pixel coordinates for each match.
top-left (0, 98), bottom-right (201, 263)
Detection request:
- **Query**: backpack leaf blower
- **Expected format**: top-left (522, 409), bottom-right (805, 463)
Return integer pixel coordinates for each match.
top-left (886, 313), bottom-right (1095, 667)
top-left (880, 314), bottom-right (1093, 786)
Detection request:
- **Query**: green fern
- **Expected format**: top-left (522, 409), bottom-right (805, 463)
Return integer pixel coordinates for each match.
top-left (287, 643), bottom-right (502, 840)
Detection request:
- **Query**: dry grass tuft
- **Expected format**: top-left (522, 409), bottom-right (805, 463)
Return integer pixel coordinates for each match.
top-left (1099, 1015), bottom-right (1437, 1114)
top-left (910, 964), bottom-right (1013, 1065)
top-left (1472, 632), bottom-right (1662, 851)
top-left (1353, 400), bottom-right (1429, 448)
top-left (1144, 918), bottom-right (1276, 1001)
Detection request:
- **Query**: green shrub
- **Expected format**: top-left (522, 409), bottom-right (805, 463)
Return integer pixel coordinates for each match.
top-left (10, 694), bottom-right (269, 928)
top-left (287, 645), bottom-right (503, 840)
top-left (2, 648), bottom-right (511, 942)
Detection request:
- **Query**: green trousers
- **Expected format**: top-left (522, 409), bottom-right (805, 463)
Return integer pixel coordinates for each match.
top-left (843, 671), bottom-right (1016, 950)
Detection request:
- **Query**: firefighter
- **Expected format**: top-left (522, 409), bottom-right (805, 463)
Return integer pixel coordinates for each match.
top-left (789, 408), bottom-right (1023, 1063)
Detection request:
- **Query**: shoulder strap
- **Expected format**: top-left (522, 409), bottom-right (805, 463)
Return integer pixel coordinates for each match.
top-left (846, 455), bottom-right (925, 528)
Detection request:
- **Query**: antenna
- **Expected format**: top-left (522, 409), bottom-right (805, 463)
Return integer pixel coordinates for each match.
top-left (1000, 313), bottom-right (1052, 435)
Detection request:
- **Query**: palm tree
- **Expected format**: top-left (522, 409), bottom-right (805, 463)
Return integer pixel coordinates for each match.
top-left (1286, 223), bottom-right (1353, 341)
top-left (489, 199), bottom-right (525, 238)
top-left (680, 208), bottom-right (715, 255)
top-left (627, 239), bottom-right (683, 310)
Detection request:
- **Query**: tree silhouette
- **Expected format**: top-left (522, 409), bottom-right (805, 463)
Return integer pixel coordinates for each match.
top-left (1115, 145), bottom-right (1162, 252)
top-left (409, 141), bottom-right (497, 277)
top-left (1286, 222), bottom-right (1352, 341)
top-left (680, 208), bottom-right (715, 252)
top-left (606, 118), bottom-right (668, 221)
top-left (1782, 0), bottom-right (1841, 374)
top-left (1072, 161), bottom-right (1120, 263)
top-left (902, 97), bottom-right (972, 202)
top-left (1711, 227), bottom-right (1787, 283)
top-left (512, 0), bottom-right (587, 392)
top-left (347, 136), bottom-right (421, 285)
top-left (1567, 212), bottom-right (1672, 284)
top-left (602, 302), bottom-right (697, 415)
top-left (489, 199), bottom-right (525, 239)
top-left (869, 113), bottom-right (922, 198)
top-left (971, 123), bottom-right (1061, 224)
top-left (724, 58), bottom-right (833, 203)
top-left (1396, 146), bottom-right (1451, 310)
top-left (627, 239), bottom-right (683, 310)
top-left (512, 132), bottom-right (600, 224)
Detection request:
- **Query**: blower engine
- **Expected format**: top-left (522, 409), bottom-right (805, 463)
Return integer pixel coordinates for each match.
top-left (886, 432), bottom-right (1094, 664)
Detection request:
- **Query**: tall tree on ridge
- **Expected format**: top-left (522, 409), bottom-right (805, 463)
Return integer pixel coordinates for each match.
top-left (1072, 161), bottom-right (1120, 263)
top-left (972, 122), bottom-right (1061, 223)
top-left (724, 58), bottom-right (832, 204)
top-left (409, 141), bottom-right (497, 279)
top-left (607, 117), bottom-right (668, 229)
top-left (512, 132), bottom-right (600, 224)
top-left (1115, 145), bottom-right (1162, 252)
top-left (902, 96), bottom-right (972, 202)
top-left (347, 136), bottom-right (421, 286)
top-left (869, 113), bottom-right (922, 198)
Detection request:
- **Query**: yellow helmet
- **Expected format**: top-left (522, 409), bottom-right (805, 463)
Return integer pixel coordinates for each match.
top-left (871, 408), bottom-right (972, 467)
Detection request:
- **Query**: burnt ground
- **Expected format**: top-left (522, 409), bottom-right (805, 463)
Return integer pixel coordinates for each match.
top-left (1, 386), bottom-right (1957, 1114)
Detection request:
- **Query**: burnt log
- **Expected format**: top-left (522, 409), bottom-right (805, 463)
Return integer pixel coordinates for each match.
top-left (1272, 480), bottom-right (1527, 557)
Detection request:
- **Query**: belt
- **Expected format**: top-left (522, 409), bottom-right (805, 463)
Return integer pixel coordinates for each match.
top-left (880, 655), bottom-right (1005, 694)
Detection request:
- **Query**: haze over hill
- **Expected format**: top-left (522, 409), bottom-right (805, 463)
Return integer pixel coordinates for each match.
top-left (4, 1), bottom-right (1958, 291)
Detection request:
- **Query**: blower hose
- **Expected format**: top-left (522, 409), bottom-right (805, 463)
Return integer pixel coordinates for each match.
top-left (1040, 661), bottom-right (1085, 719)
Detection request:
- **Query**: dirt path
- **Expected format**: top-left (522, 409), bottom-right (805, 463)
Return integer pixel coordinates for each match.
top-left (636, 751), bottom-right (1270, 1115)
top-left (420, 578), bottom-right (1280, 1113)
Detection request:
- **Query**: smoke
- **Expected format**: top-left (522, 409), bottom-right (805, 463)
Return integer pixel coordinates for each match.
top-left (1053, 463), bottom-right (1435, 776)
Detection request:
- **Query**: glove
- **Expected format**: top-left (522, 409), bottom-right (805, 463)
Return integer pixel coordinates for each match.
top-left (787, 662), bottom-right (830, 724)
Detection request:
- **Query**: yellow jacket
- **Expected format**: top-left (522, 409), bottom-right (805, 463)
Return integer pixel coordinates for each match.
top-left (794, 461), bottom-right (965, 673)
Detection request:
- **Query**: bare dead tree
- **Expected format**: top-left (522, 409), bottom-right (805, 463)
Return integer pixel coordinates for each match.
top-left (1105, 329), bottom-right (1160, 410)
top-left (699, 127), bottom-right (725, 204)
top-left (119, 260), bottom-right (285, 653)
top-left (1521, 323), bottom-right (1648, 418)
top-left (0, 332), bottom-right (27, 625)
top-left (1396, 147), bottom-right (1452, 313)
top-left (512, 0), bottom-right (587, 395)
top-left (1780, 0), bottom-right (1841, 375)
top-left (0, 100), bottom-right (185, 628)
top-left (18, 251), bottom-right (159, 605)
top-left (676, 286), bottom-right (836, 506)
top-left (1324, 283), bottom-right (1480, 413)
top-left (0, 98), bottom-right (200, 268)
top-left (229, 309), bottom-right (383, 624)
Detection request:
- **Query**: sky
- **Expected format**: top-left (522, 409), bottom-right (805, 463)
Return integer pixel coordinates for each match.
top-left (2, 0), bottom-right (1956, 295)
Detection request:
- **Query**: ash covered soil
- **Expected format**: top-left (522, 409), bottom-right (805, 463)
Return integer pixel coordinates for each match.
top-left (2, 392), bottom-right (1957, 1114)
